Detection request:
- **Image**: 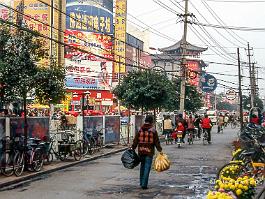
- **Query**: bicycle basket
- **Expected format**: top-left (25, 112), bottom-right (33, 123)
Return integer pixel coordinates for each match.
top-left (239, 138), bottom-right (254, 149)
top-left (14, 136), bottom-right (25, 151)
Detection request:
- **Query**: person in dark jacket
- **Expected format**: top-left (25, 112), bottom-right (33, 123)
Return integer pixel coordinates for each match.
top-left (132, 115), bottom-right (162, 190)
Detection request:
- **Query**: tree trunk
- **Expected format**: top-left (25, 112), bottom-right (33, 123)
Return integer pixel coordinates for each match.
top-left (23, 95), bottom-right (28, 146)
top-left (153, 109), bottom-right (156, 130)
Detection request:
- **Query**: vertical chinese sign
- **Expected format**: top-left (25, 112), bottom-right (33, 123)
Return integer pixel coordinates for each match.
top-left (65, 0), bottom-right (114, 90)
top-left (113, 0), bottom-right (127, 81)
top-left (14, 0), bottom-right (51, 66)
top-left (187, 61), bottom-right (201, 87)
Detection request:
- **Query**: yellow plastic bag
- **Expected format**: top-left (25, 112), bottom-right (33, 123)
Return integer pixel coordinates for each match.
top-left (154, 153), bottom-right (170, 172)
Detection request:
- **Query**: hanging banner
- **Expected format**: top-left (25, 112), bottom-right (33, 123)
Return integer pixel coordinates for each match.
top-left (200, 73), bottom-right (217, 93)
top-left (113, 0), bottom-right (127, 74)
top-left (187, 61), bottom-right (201, 86)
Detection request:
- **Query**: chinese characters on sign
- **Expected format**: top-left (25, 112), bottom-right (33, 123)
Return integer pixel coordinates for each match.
top-left (113, 0), bottom-right (127, 74)
top-left (14, 0), bottom-right (51, 66)
top-left (187, 61), bottom-right (201, 87)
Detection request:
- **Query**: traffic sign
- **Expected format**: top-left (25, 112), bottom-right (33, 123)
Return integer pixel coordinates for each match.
top-left (226, 89), bottom-right (237, 100)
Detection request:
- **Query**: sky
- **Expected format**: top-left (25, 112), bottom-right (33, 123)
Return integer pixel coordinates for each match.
top-left (127, 0), bottom-right (265, 96)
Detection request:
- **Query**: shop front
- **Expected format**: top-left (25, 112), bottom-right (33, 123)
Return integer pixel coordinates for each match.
top-left (67, 89), bottom-right (114, 114)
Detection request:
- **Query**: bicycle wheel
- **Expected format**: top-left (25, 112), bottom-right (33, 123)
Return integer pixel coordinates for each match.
top-left (217, 162), bottom-right (249, 180)
top-left (13, 152), bottom-right (25, 177)
top-left (76, 140), bottom-right (88, 156)
top-left (255, 186), bottom-right (265, 199)
top-left (1, 152), bottom-right (14, 177)
top-left (46, 151), bottom-right (54, 163)
top-left (231, 122), bottom-right (236, 129)
top-left (32, 149), bottom-right (44, 172)
top-left (73, 148), bottom-right (82, 161)
top-left (87, 139), bottom-right (95, 155)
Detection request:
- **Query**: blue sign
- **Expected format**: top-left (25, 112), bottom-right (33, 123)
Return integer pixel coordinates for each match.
top-left (65, 76), bottom-right (98, 89)
top-left (200, 73), bottom-right (217, 93)
top-left (66, 3), bottom-right (114, 34)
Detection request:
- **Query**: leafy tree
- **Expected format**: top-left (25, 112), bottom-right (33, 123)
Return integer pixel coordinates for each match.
top-left (216, 101), bottom-right (237, 111)
top-left (113, 70), bottom-right (174, 111)
top-left (242, 95), bottom-right (263, 111)
top-left (163, 79), bottom-right (203, 113)
top-left (0, 24), bottom-right (65, 140)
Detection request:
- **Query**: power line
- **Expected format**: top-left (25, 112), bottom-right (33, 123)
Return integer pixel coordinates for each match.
top-left (192, 21), bottom-right (265, 32)
top-left (201, 0), bottom-right (247, 45)
top-left (188, 1), bottom-right (238, 61)
top-left (205, 0), bottom-right (265, 3)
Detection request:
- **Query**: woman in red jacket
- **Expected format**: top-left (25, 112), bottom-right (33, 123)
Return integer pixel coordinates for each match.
top-left (201, 114), bottom-right (213, 144)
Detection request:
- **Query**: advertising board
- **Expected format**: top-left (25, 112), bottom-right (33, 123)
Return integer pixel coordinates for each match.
top-left (0, 0), bottom-right (13, 21)
top-left (187, 61), bottom-right (200, 86)
top-left (113, 0), bottom-right (127, 74)
top-left (66, 1), bottom-right (113, 34)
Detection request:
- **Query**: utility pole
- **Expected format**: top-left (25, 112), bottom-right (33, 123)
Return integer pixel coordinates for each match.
top-left (179, 0), bottom-right (189, 113)
top-left (252, 62), bottom-right (257, 96)
top-left (237, 48), bottom-right (243, 131)
top-left (247, 42), bottom-right (254, 108)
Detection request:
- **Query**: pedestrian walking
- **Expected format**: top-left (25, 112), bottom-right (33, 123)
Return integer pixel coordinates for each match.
top-left (131, 115), bottom-right (162, 190)
top-left (217, 113), bottom-right (224, 133)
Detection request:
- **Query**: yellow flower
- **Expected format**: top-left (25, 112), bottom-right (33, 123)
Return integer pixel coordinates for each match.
top-left (238, 184), bottom-right (244, 189)
top-left (243, 185), bottom-right (248, 191)
top-left (230, 184), bottom-right (235, 190)
top-left (236, 189), bottom-right (243, 196)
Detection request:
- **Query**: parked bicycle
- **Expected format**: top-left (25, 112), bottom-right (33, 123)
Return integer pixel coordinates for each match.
top-left (77, 128), bottom-right (104, 156)
top-left (0, 136), bottom-right (15, 176)
top-left (13, 136), bottom-right (44, 177)
top-left (57, 131), bottom-right (82, 161)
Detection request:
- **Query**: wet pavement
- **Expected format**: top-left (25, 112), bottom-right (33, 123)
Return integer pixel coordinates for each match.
top-left (0, 126), bottom-right (238, 199)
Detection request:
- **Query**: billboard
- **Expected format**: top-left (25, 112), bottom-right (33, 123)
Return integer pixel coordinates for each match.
top-left (65, 1), bottom-right (113, 90)
top-left (66, 1), bottom-right (113, 34)
top-left (14, 0), bottom-right (52, 66)
top-left (113, 0), bottom-right (127, 74)
top-left (0, 0), bottom-right (13, 21)
top-left (187, 61), bottom-right (200, 86)
top-left (64, 37), bottom-right (113, 90)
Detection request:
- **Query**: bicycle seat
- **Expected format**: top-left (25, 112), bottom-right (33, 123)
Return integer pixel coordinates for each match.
top-left (58, 140), bottom-right (65, 144)
top-left (68, 134), bottom-right (75, 138)
top-left (30, 143), bottom-right (38, 148)
top-left (242, 151), bottom-right (255, 156)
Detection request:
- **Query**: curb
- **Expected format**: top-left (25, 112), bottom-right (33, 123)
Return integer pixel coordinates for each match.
top-left (0, 147), bottom-right (127, 190)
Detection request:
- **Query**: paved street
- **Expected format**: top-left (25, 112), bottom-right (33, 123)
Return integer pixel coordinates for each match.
top-left (0, 126), bottom-right (238, 199)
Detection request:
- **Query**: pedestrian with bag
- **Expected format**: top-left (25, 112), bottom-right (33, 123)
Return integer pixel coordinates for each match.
top-left (131, 115), bottom-right (162, 190)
